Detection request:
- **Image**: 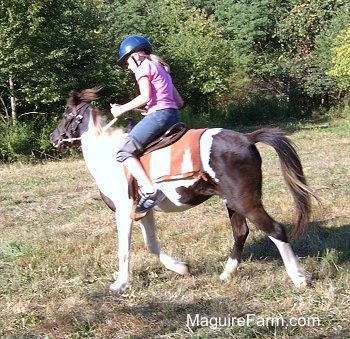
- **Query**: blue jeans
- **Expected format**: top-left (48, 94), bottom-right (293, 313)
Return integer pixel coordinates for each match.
top-left (130, 108), bottom-right (180, 145)
top-left (116, 108), bottom-right (180, 162)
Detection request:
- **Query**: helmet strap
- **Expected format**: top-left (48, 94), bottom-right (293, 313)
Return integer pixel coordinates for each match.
top-left (131, 55), bottom-right (139, 67)
top-left (131, 54), bottom-right (145, 68)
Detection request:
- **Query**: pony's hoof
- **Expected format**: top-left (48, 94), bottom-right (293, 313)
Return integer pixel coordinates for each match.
top-left (173, 262), bottom-right (190, 275)
top-left (293, 276), bottom-right (310, 289)
top-left (219, 271), bottom-right (232, 281)
top-left (297, 280), bottom-right (308, 289)
top-left (109, 280), bottom-right (130, 294)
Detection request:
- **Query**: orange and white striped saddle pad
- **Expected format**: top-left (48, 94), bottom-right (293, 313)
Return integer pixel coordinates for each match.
top-left (140, 129), bottom-right (206, 183)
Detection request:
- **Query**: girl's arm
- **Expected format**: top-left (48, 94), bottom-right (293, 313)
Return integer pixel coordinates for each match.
top-left (111, 76), bottom-right (151, 118)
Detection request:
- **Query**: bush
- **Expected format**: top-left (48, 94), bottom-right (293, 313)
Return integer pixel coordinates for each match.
top-left (0, 122), bottom-right (34, 162)
top-left (224, 95), bottom-right (300, 126)
top-left (0, 116), bottom-right (62, 163)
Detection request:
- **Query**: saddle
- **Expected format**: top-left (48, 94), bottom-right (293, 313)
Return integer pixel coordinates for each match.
top-left (144, 122), bottom-right (188, 153)
top-left (123, 118), bottom-right (188, 152)
top-left (124, 120), bottom-right (204, 220)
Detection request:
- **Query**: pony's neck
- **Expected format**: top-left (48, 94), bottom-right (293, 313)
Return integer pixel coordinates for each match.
top-left (87, 107), bottom-right (107, 136)
top-left (81, 118), bottom-right (126, 177)
top-left (79, 124), bottom-right (127, 195)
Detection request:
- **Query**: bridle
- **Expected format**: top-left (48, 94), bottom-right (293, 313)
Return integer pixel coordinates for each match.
top-left (58, 102), bottom-right (91, 145)
top-left (55, 101), bottom-right (144, 147)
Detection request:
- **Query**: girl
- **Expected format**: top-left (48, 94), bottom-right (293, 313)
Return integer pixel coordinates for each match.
top-left (111, 35), bottom-right (184, 215)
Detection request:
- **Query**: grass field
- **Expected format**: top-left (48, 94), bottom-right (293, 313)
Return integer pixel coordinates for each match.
top-left (0, 119), bottom-right (349, 338)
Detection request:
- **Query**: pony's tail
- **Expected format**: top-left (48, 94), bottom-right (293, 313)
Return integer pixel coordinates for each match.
top-left (247, 128), bottom-right (316, 239)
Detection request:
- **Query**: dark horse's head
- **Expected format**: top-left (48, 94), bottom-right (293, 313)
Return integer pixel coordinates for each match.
top-left (50, 87), bottom-right (101, 148)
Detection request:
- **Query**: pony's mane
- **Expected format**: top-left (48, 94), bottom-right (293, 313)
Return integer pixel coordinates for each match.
top-left (67, 86), bottom-right (102, 108)
top-left (90, 106), bottom-right (125, 139)
top-left (66, 87), bottom-right (125, 139)
top-left (91, 107), bottom-right (107, 135)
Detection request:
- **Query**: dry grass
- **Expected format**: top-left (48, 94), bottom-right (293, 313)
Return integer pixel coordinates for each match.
top-left (0, 119), bottom-right (349, 338)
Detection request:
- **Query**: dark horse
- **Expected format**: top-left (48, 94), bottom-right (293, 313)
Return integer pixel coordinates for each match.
top-left (50, 88), bottom-right (314, 293)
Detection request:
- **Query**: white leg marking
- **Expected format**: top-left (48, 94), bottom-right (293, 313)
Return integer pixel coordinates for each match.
top-left (269, 236), bottom-right (307, 288)
top-left (159, 252), bottom-right (189, 275)
top-left (220, 258), bottom-right (239, 281)
top-left (139, 212), bottom-right (161, 255)
top-left (139, 212), bottom-right (189, 275)
top-left (109, 209), bottom-right (133, 293)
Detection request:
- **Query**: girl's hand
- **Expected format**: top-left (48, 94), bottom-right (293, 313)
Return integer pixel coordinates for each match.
top-left (110, 104), bottom-right (125, 118)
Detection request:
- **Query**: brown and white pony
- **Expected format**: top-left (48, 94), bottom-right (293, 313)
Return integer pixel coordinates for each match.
top-left (50, 88), bottom-right (314, 293)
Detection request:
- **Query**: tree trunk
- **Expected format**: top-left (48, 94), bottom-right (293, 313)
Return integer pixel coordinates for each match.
top-left (9, 76), bottom-right (17, 126)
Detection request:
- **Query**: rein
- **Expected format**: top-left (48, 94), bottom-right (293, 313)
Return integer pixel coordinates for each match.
top-left (100, 108), bottom-right (145, 133)
top-left (59, 137), bottom-right (83, 143)
top-left (57, 102), bottom-right (91, 145)
top-left (59, 120), bottom-right (119, 143)
top-left (58, 103), bottom-right (146, 145)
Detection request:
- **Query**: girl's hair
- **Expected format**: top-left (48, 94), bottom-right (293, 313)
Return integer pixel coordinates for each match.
top-left (137, 51), bottom-right (171, 73)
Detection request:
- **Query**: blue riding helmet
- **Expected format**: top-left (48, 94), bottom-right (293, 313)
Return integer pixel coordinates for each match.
top-left (117, 35), bottom-right (153, 66)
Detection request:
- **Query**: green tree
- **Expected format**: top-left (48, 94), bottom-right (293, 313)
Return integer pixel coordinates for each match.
top-left (276, 0), bottom-right (347, 102)
top-left (214, 0), bottom-right (287, 99)
top-left (314, 7), bottom-right (350, 96)
top-left (97, 0), bottom-right (152, 105)
top-left (104, 0), bottom-right (234, 116)
top-left (152, 1), bottom-right (233, 112)
top-left (328, 27), bottom-right (350, 91)
top-left (0, 0), bottom-right (105, 124)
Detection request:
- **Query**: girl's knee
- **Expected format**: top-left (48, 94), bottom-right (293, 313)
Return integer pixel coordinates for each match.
top-left (116, 136), bottom-right (144, 162)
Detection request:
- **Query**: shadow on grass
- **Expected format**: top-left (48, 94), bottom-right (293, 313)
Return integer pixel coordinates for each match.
top-left (79, 291), bottom-right (302, 338)
top-left (243, 219), bottom-right (350, 264)
top-left (9, 221), bottom-right (349, 338)
top-left (81, 287), bottom-right (350, 338)
top-left (118, 301), bottom-right (262, 338)
top-left (73, 219), bottom-right (349, 338)
top-left (186, 219), bottom-right (350, 278)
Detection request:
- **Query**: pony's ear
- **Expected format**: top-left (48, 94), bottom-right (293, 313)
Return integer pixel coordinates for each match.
top-left (67, 90), bottom-right (81, 107)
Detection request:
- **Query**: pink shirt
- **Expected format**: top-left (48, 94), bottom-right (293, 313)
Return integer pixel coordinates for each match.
top-left (134, 58), bottom-right (178, 114)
